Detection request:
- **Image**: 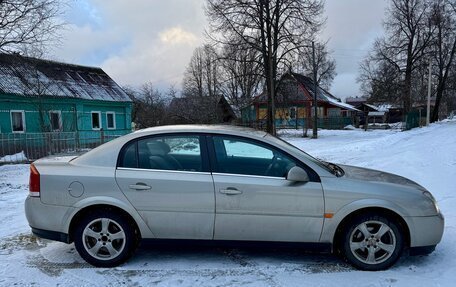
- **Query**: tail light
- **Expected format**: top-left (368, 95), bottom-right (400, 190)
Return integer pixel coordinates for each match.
top-left (29, 164), bottom-right (40, 197)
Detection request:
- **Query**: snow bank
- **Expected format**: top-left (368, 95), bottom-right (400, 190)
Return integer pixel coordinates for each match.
top-left (0, 151), bottom-right (28, 163)
top-left (0, 121), bottom-right (455, 286)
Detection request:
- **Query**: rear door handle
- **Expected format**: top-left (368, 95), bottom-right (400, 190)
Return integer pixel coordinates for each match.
top-left (129, 183), bottom-right (151, 190)
top-left (219, 188), bottom-right (242, 195)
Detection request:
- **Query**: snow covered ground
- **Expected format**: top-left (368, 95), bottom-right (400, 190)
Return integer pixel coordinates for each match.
top-left (0, 120), bottom-right (455, 286)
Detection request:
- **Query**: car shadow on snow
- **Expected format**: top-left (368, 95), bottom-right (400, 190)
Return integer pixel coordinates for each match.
top-left (129, 240), bottom-right (354, 274)
top-left (20, 235), bottom-right (440, 277)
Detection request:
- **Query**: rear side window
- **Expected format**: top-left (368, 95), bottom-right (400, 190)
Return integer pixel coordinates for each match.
top-left (118, 135), bottom-right (204, 172)
top-left (119, 141), bottom-right (137, 168)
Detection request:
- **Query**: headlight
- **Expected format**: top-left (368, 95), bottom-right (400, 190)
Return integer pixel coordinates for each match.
top-left (423, 191), bottom-right (440, 214)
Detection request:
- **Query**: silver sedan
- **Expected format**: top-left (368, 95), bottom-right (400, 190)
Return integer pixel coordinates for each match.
top-left (25, 125), bottom-right (444, 270)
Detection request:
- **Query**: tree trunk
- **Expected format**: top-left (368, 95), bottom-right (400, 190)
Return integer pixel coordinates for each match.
top-left (403, 64), bottom-right (413, 116)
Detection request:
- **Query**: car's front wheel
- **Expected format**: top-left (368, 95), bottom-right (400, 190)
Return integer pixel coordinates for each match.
top-left (74, 211), bottom-right (138, 267)
top-left (341, 213), bottom-right (404, 271)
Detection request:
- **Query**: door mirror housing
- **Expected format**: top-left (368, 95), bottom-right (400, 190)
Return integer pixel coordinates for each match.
top-left (286, 166), bottom-right (310, 182)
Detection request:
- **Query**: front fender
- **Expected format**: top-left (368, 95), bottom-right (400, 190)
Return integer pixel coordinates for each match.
top-left (319, 198), bottom-right (410, 243)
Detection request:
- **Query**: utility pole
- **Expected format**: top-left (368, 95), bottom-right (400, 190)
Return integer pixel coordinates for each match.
top-left (268, 46), bottom-right (276, 135)
top-left (426, 60), bottom-right (431, 126)
top-left (312, 41), bottom-right (318, 139)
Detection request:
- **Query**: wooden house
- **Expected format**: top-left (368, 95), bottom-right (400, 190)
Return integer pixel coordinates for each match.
top-left (167, 95), bottom-right (236, 124)
top-left (0, 53), bottom-right (132, 135)
top-left (241, 72), bottom-right (358, 129)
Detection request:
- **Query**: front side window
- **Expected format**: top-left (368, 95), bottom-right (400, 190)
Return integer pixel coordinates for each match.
top-left (119, 135), bottom-right (203, 172)
top-left (11, 111), bottom-right (25, 133)
top-left (212, 136), bottom-right (297, 177)
top-left (106, 112), bottom-right (115, 129)
top-left (49, 111), bottom-right (61, 131)
top-left (91, 112), bottom-right (101, 130)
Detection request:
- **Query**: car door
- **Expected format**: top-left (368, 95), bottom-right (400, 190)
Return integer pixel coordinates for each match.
top-left (115, 134), bottom-right (215, 239)
top-left (209, 135), bottom-right (324, 242)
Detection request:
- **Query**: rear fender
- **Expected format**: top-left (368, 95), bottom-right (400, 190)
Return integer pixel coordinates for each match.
top-left (65, 196), bottom-right (155, 238)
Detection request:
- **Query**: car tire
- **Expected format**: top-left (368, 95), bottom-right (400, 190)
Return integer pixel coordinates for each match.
top-left (341, 213), bottom-right (404, 271)
top-left (74, 210), bottom-right (138, 267)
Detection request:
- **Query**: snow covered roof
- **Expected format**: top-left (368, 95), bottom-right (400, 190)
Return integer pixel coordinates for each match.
top-left (364, 103), bottom-right (381, 111)
top-left (0, 53), bottom-right (130, 102)
top-left (368, 111), bottom-right (386, 116)
top-left (325, 96), bottom-right (359, 111)
top-left (290, 73), bottom-right (359, 111)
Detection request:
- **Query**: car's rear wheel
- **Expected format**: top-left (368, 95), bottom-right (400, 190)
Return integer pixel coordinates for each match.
top-left (74, 211), bottom-right (137, 267)
top-left (341, 213), bottom-right (404, 271)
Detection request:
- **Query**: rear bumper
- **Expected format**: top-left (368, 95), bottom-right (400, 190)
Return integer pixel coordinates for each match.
top-left (25, 196), bottom-right (76, 240)
top-left (31, 227), bottom-right (70, 243)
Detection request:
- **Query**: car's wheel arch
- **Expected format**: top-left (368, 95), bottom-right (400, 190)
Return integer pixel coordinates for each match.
top-left (331, 206), bottom-right (411, 254)
top-left (66, 197), bottom-right (154, 242)
top-left (320, 199), bottom-right (411, 249)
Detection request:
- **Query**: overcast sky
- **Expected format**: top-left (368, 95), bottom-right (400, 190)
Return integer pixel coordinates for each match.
top-left (54, 0), bottom-right (388, 100)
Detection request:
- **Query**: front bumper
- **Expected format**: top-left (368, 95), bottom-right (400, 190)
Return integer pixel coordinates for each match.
top-left (404, 212), bottom-right (444, 247)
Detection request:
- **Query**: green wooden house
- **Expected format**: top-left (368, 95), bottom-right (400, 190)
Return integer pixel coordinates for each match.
top-left (0, 53), bottom-right (132, 160)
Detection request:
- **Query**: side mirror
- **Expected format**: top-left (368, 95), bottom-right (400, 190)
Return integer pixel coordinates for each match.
top-left (286, 166), bottom-right (309, 182)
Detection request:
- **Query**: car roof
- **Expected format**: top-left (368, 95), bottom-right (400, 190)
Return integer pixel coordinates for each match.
top-left (134, 125), bottom-right (268, 138)
top-left (71, 125), bottom-right (268, 167)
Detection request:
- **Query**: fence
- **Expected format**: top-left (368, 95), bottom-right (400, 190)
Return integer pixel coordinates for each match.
top-left (0, 130), bottom-right (127, 164)
top-left (240, 116), bottom-right (354, 131)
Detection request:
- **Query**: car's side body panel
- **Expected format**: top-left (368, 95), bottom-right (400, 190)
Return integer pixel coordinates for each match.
top-left (319, 176), bottom-right (443, 246)
top-left (115, 168), bottom-right (215, 239)
top-left (213, 173), bottom-right (324, 242)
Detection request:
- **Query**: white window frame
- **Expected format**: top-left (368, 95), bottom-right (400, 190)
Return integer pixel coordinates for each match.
top-left (49, 110), bottom-right (62, 131)
top-left (289, 106), bottom-right (297, 119)
top-left (91, 111), bottom-right (102, 130)
top-left (10, 110), bottom-right (26, 133)
top-left (106, 112), bottom-right (116, 130)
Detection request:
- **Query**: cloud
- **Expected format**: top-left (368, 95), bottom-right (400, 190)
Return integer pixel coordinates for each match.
top-left (323, 0), bottom-right (387, 98)
top-left (54, 0), bottom-right (387, 97)
top-left (55, 0), bottom-right (206, 89)
top-left (101, 26), bottom-right (201, 88)
top-left (159, 27), bottom-right (198, 45)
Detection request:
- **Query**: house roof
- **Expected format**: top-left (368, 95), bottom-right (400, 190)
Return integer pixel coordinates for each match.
top-left (167, 95), bottom-right (236, 123)
top-left (250, 72), bottom-right (359, 112)
top-left (0, 53), bottom-right (130, 102)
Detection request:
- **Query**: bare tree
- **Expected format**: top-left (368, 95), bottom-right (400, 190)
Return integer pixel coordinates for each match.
top-left (0, 0), bottom-right (64, 55)
top-left (295, 41), bottom-right (336, 89)
top-left (359, 0), bottom-right (456, 122)
top-left (182, 45), bottom-right (219, 98)
top-left (362, 0), bottom-right (434, 114)
top-left (218, 42), bottom-right (263, 112)
top-left (206, 0), bottom-right (324, 134)
top-left (358, 52), bottom-right (402, 104)
top-left (127, 83), bottom-right (167, 129)
top-left (429, 0), bottom-right (456, 121)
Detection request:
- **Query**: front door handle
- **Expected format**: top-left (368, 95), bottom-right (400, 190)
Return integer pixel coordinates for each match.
top-left (129, 183), bottom-right (151, 190)
top-left (219, 188), bottom-right (242, 195)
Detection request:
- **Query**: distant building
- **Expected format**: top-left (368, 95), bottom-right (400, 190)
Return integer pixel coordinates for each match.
top-left (241, 72), bottom-right (358, 129)
top-left (167, 95), bottom-right (236, 124)
top-left (345, 96), bottom-right (368, 107)
top-left (0, 53), bottom-right (132, 135)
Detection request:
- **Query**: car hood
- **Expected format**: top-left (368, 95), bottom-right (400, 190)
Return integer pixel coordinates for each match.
top-left (338, 164), bottom-right (426, 191)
